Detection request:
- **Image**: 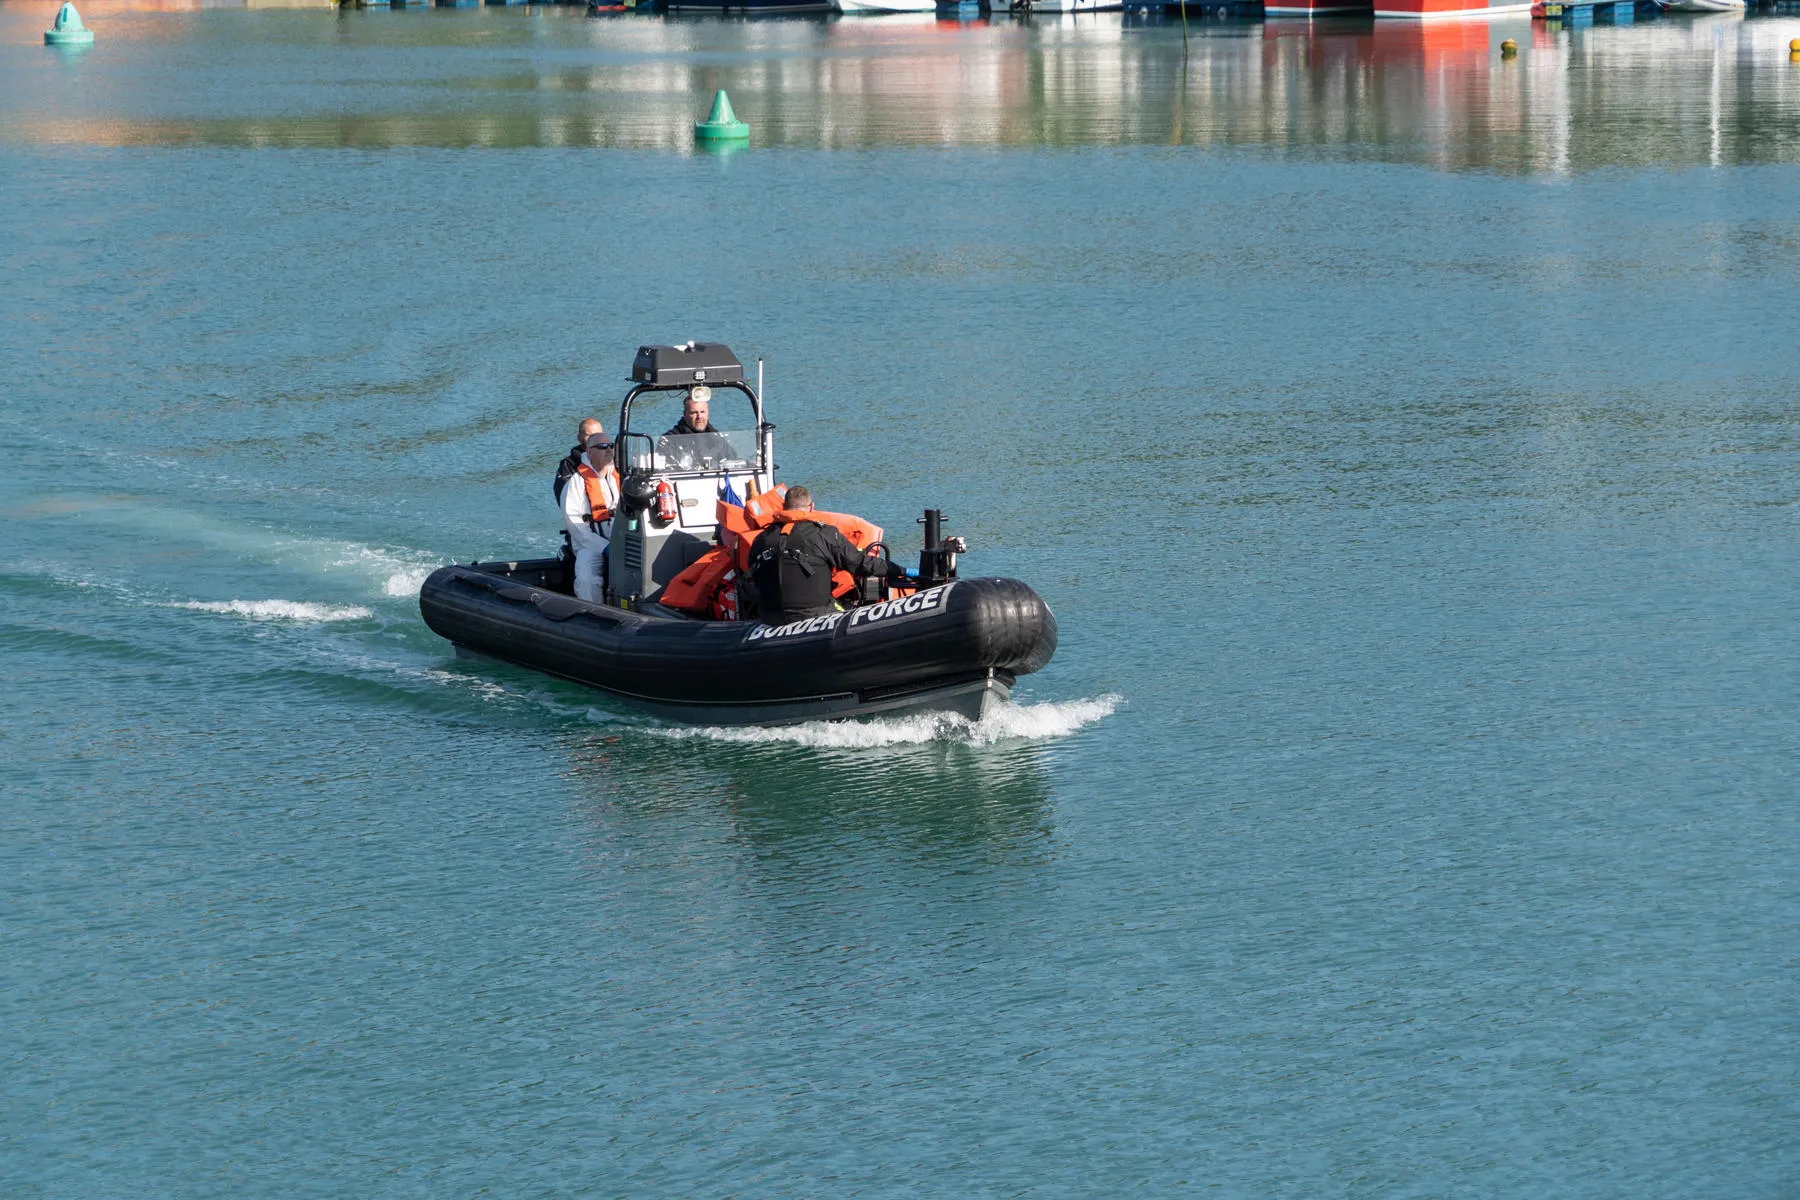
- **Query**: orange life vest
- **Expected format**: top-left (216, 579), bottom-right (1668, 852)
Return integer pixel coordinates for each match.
top-left (769, 511), bottom-right (886, 600)
top-left (660, 545), bottom-right (735, 615)
top-left (741, 484), bottom-right (789, 530)
top-left (772, 510), bottom-right (882, 549)
top-left (577, 462), bottom-right (619, 526)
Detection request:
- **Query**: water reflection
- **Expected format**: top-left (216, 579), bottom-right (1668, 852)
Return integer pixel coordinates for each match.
top-left (2, 2), bottom-right (1797, 168)
top-left (561, 721), bottom-right (1058, 860)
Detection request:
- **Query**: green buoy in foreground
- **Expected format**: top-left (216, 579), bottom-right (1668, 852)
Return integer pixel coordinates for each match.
top-left (45, 2), bottom-right (95, 45)
top-left (694, 91), bottom-right (749, 143)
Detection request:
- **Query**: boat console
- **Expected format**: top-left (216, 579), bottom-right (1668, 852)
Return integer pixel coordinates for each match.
top-left (610, 342), bottom-right (776, 608)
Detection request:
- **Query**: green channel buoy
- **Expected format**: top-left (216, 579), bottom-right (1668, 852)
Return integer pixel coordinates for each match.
top-left (45, 2), bottom-right (95, 45)
top-left (694, 91), bottom-right (750, 143)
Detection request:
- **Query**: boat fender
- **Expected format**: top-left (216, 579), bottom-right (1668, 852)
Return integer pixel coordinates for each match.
top-left (654, 478), bottom-right (678, 523)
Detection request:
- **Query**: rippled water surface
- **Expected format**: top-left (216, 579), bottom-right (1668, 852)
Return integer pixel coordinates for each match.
top-left (3, 3), bottom-right (1798, 1195)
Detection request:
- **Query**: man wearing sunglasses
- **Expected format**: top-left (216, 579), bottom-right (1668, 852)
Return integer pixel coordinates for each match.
top-left (561, 429), bottom-right (620, 603)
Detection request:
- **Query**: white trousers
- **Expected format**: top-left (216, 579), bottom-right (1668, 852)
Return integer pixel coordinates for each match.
top-left (573, 541), bottom-right (607, 602)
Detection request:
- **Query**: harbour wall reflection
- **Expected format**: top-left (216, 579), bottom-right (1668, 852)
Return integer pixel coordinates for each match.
top-left (5, 3), bottom-right (1800, 169)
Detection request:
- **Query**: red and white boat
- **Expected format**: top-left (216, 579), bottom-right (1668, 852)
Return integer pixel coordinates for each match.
top-left (1262, 0), bottom-right (1371, 15)
top-left (1265, 0), bottom-right (1530, 17)
top-left (1373, 0), bottom-right (1529, 17)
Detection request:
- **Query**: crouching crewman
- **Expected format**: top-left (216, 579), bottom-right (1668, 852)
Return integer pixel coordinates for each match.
top-left (748, 485), bottom-right (906, 626)
top-left (561, 429), bottom-right (619, 603)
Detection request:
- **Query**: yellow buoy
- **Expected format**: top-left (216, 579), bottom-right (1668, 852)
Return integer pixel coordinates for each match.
top-left (1790, 37), bottom-right (1800, 51)
top-left (1500, 38), bottom-right (1518, 58)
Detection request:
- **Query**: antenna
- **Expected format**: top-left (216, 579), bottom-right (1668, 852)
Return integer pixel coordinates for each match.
top-left (757, 357), bottom-right (771, 490)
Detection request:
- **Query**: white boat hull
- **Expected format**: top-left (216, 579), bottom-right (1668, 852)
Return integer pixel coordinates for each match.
top-left (1656, 0), bottom-right (1744, 10)
top-left (836, 0), bottom-right (936, 10)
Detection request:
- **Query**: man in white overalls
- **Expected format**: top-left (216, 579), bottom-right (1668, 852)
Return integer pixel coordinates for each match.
top-left (560, 430), bottom-right (620, 603)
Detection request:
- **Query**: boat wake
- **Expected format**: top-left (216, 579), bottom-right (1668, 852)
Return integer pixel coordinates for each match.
top-left (654, 694), bottom-right (1121, 748)
top-left (283, 540), bottom-right (437, 599)
top-left (167, 599), bottom-right (374, 622)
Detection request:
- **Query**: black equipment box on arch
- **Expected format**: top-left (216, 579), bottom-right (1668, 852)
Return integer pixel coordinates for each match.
top-left (631, 343), bottom-right (744, 386)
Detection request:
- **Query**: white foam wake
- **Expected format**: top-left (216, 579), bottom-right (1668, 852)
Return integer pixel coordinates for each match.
top-left (168, 599), bottom-right (374, 622)
top-left (318, 544), bottom-right (438, 597)
top-left (657, 694), bottom-right (1121, 748)
top-left (381, 566), bottom-right (434, 597)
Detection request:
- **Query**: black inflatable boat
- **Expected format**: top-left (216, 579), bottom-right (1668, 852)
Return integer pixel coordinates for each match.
top-left (419, 342), bottom-right (1057, 726)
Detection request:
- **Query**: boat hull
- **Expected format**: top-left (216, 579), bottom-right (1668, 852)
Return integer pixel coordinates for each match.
top-left (1264, 4), bottom-right (1372, 14)
top-left (668, 0), bottom-right (834, 10)
top-left (836, 0), bottom-right (937, 11)
top-left (1022, 0), bottom-right (1126, 10)
top-left (1373, 0), bottom-right (1529, 15)
top-left (419, 560), bottom-right (1057, 726)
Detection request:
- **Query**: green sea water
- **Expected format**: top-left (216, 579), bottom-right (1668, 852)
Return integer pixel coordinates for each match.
top-left (3, 4), bottom-right (1798, 1195)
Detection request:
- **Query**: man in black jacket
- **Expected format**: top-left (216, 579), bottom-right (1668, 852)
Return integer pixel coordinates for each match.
top-left (748, 486), bottom-right (903, 625)
top-left (665, 389), bottom-right (717, 438)
top-left (554, 417), bottom-right (605, 503)
top-left (659, 387), bottom-right (736, 468)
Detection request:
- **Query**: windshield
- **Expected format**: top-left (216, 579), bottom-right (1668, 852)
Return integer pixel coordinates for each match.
top-left (655, 428), bottom-right (757, 472)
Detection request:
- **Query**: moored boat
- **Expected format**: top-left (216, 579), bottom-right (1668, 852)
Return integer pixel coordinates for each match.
top-left (668, 0), bottom-right (834, 11)
top-left (836, 0), bottom-right (937, 12)
top-left (1373, 0), bottom-right (1528, 17)
top-left (419, 342), bottom-right (1058, 726)
top-left (1012, 0), bottom-right (1126, 11)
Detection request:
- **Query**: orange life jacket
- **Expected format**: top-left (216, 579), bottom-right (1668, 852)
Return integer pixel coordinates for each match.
top-left (660, 545), bottom-right (735, 615)
top-left (769, 511), bottom-right (886, 600)
top-left (716, 495), bottom-right (757, 542)
top-left (741, 484), bottom-right (789, 530)
top-left (773, 510), bottom-right (882, 550)
top-left (710, 571), bottom-right (739, 621)
top-left (577, 462), bottom-right (619, 526)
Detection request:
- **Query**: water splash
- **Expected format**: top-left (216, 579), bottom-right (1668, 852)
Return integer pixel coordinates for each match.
top-left (319, 544), bottom-right (440, 598)
top-left (168, 599), bottom-right (374, 622)
top-left (654, 694), bottom-right (1120, 748)
top-left (381, 566), bottom-right (434, 597)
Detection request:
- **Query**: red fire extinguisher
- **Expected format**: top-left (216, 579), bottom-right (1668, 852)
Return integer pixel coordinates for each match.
top-left (654, 478), bottom-right (678, 523)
